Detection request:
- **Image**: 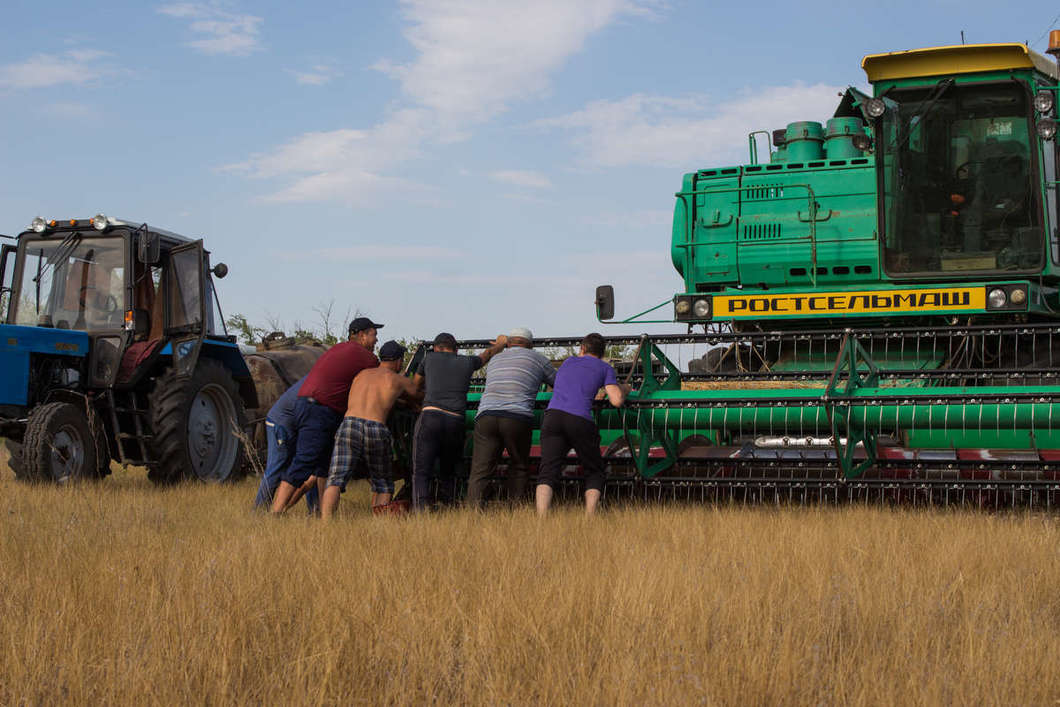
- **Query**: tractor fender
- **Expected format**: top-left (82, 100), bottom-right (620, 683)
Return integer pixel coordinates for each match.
top-left (197, 339), bottom-right (259, 410)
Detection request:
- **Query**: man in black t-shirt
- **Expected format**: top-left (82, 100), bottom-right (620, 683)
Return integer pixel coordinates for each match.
top-left (411, 332), bottom-right (506, 510)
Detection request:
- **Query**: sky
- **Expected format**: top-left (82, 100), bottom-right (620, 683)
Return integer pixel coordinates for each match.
top-left (3, 0), bottom-right (1060, 344)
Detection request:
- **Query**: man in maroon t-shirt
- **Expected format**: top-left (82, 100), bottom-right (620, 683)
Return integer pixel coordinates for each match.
top-left (270, 317), bottom-right (382, 514)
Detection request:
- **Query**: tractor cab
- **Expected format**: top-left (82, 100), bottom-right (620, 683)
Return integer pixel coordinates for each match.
top-left (0, 215), bottom-right (254, 485)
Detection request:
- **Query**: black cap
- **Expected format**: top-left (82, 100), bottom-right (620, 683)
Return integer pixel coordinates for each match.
top-left (349, 316), bottom-right (384, 334)
top-left (379, 340), bottom-right (406, 361)
top-left (433, 332), bottom-right (457, 349)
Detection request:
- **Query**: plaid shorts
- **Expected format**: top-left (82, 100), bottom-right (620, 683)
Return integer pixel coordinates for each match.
top-left (326, 417), bottom-right (394, 494)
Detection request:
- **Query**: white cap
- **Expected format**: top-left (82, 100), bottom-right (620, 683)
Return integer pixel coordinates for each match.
top-left (509, 327), bottom-right (533, 343)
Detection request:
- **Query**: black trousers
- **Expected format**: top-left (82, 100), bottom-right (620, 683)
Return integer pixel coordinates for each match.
top-left (536, 409), bottom-right (606, 493)
top-left (466, 414), bottom-right (533, 507)
top-left (412, 410), bottom-right (466, 509)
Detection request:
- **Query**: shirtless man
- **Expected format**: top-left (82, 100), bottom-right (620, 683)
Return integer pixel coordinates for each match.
top-left (320, 340), bottom-right (421, 519)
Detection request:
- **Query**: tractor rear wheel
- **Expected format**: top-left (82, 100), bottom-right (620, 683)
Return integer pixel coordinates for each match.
top-left (147, 359), bottom-right (247, 485)
top-left (18, 402), bottom-right (99, 483)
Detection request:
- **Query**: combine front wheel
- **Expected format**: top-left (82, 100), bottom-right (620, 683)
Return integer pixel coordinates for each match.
top-left (148, 359), bottom-right (247, 485)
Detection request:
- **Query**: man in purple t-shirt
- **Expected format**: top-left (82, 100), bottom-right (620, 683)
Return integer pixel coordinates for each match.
top-left (535, 332), bottom-right (628, 516)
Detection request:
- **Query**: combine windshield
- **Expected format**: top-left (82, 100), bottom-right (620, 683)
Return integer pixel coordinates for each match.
top-left (13, 236), bottom-right (127, 330)
top-left (880, 82), bottom-right (1042, 275)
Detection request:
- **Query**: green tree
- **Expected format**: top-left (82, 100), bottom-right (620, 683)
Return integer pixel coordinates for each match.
top-left (225, 313), bottom-right (266, 345)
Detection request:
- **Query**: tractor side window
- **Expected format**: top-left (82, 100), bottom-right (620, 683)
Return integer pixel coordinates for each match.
top-left (16, 248), bottom-right (46, 326)
top-left (0, 245), bottom-right (14, 322)
top-left (167, 247), bottom-right (203, 331)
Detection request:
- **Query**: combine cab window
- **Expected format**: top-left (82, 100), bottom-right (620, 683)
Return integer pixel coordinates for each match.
top-left (881, 83), bottom-right (1041, 275)
top-left (13, 236), bottom-right (126, 330)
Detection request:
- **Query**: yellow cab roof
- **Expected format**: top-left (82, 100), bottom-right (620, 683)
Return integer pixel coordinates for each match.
top-left (862, 43), bottom-right (1058, 82)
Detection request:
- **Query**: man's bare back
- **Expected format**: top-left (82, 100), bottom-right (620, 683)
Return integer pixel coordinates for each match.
top-left (345, 366), bottom-right (420, 423)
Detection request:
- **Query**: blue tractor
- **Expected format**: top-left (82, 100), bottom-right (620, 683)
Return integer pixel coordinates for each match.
top-left (0, 214), bottom-right (257, 484)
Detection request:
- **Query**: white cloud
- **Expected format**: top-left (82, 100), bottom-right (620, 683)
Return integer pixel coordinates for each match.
top-left (0, 50), bottom-right (113, 90)
top-left (223, 109), bottom-right (433, 204)
top-left (377, 0), bottom-right (654, 125)
top-left (158, 3), bottom-right (263, 56)
top-left (490, 170), bottom-right (553, 189)
top-left (288, 64), bottom-right (342, 86)
top-left (229, 0), bottom-right (658, 204)
top-left (536, 83), bottom-right (847, 167)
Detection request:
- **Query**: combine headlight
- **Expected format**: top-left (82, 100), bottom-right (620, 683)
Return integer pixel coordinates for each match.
top-left (693, 298), bottom-right (711, 318)
top-left (1037, 118), bottom-right (1057, 141)
top-left (29, 216), bottom-right (47, 233)
top-left (1010, 288), bottom-right (1027, 305)
top-left (865, 98), bottom-right (887, 119)
top-left (987, 288), bottom-right (1007, 309)
top-left (675, 300), bottom-right (691, 315)
top-left (91, 212), bottom-right (109, 231)
top-left (1035, 91), bottom-right (1055, 115)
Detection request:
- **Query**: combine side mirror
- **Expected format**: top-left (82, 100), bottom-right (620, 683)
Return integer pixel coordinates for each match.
top-left (211, 262), bottom-right (229, 279)
top-left (137, 232), bottom-right (160, 265)
top-left (595, 285), bottom-right (615, 321)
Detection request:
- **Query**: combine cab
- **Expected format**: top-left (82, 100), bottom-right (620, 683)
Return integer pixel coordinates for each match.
top-left (439, 40), bottom-right (1060, 506)
top-left (0, 215), bottom-right (256, 484)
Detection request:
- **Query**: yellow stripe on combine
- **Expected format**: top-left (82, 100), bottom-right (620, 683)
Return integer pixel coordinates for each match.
top-left (861, 43), bottom-right (1058, 81)
top-left (713, 287), bottom-right (985, 318)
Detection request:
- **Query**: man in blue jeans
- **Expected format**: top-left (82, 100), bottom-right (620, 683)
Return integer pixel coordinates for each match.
top-left (252, 376), bottom-right (319, 511)
top-left (271, 317), bottom-right (382, 514)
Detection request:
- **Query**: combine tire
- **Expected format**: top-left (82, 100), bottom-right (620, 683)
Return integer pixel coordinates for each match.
top-left (18, 402), bottom-right (99, 483)
top-left (148, 359), bottom-right (247, 485)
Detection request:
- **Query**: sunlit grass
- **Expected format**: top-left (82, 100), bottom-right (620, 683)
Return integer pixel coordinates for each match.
top-left (3, 456), bottom-right (1060, 704)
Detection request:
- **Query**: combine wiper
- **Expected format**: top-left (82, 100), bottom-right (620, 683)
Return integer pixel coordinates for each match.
top-left (889, 78), bottom-right (954, 152)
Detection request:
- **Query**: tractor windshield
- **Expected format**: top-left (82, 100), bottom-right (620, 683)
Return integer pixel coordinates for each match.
top-left (14, 236), bottom-right (127, 330)
top-left (880, 82), bottom-right (1042, 275)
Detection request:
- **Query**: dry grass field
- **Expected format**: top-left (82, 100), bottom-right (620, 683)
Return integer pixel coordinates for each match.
top-left (3, 452), bottom-right (1060, 705)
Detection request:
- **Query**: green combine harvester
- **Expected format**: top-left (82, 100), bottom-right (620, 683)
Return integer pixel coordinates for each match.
top-left (450, 38), bottom-right (1060, 506)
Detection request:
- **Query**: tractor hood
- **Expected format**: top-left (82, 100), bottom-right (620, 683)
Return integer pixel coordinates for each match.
top-left (0, 324), bottom-right (89, 408)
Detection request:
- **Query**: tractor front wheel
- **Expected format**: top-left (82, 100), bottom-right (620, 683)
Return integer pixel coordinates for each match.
top-left (148, 359), bottom-right (247, 485)
top-left (18, 402), bottom-right (99, 483)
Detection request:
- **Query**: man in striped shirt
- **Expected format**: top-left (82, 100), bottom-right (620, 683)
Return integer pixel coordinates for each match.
top-left (466, 327), bottom-right (556, 507)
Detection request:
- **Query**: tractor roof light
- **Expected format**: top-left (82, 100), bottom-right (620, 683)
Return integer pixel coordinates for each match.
top-left (1035, 91), bottom-right (1054, 115)
top-left (987, 288), bottom-right (1008, 309)
top-left (29, 216), bottom-right (47, 233)
top-left (1037, 118), bottom-right (1057, 141)
top-left (865, 97), bottom-right (887, 119)
top-left (91, 212), bottom-right (109, 231)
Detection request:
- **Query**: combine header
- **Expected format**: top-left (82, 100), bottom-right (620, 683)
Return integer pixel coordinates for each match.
top-left (453, 38), bottom-right (1060, 506)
